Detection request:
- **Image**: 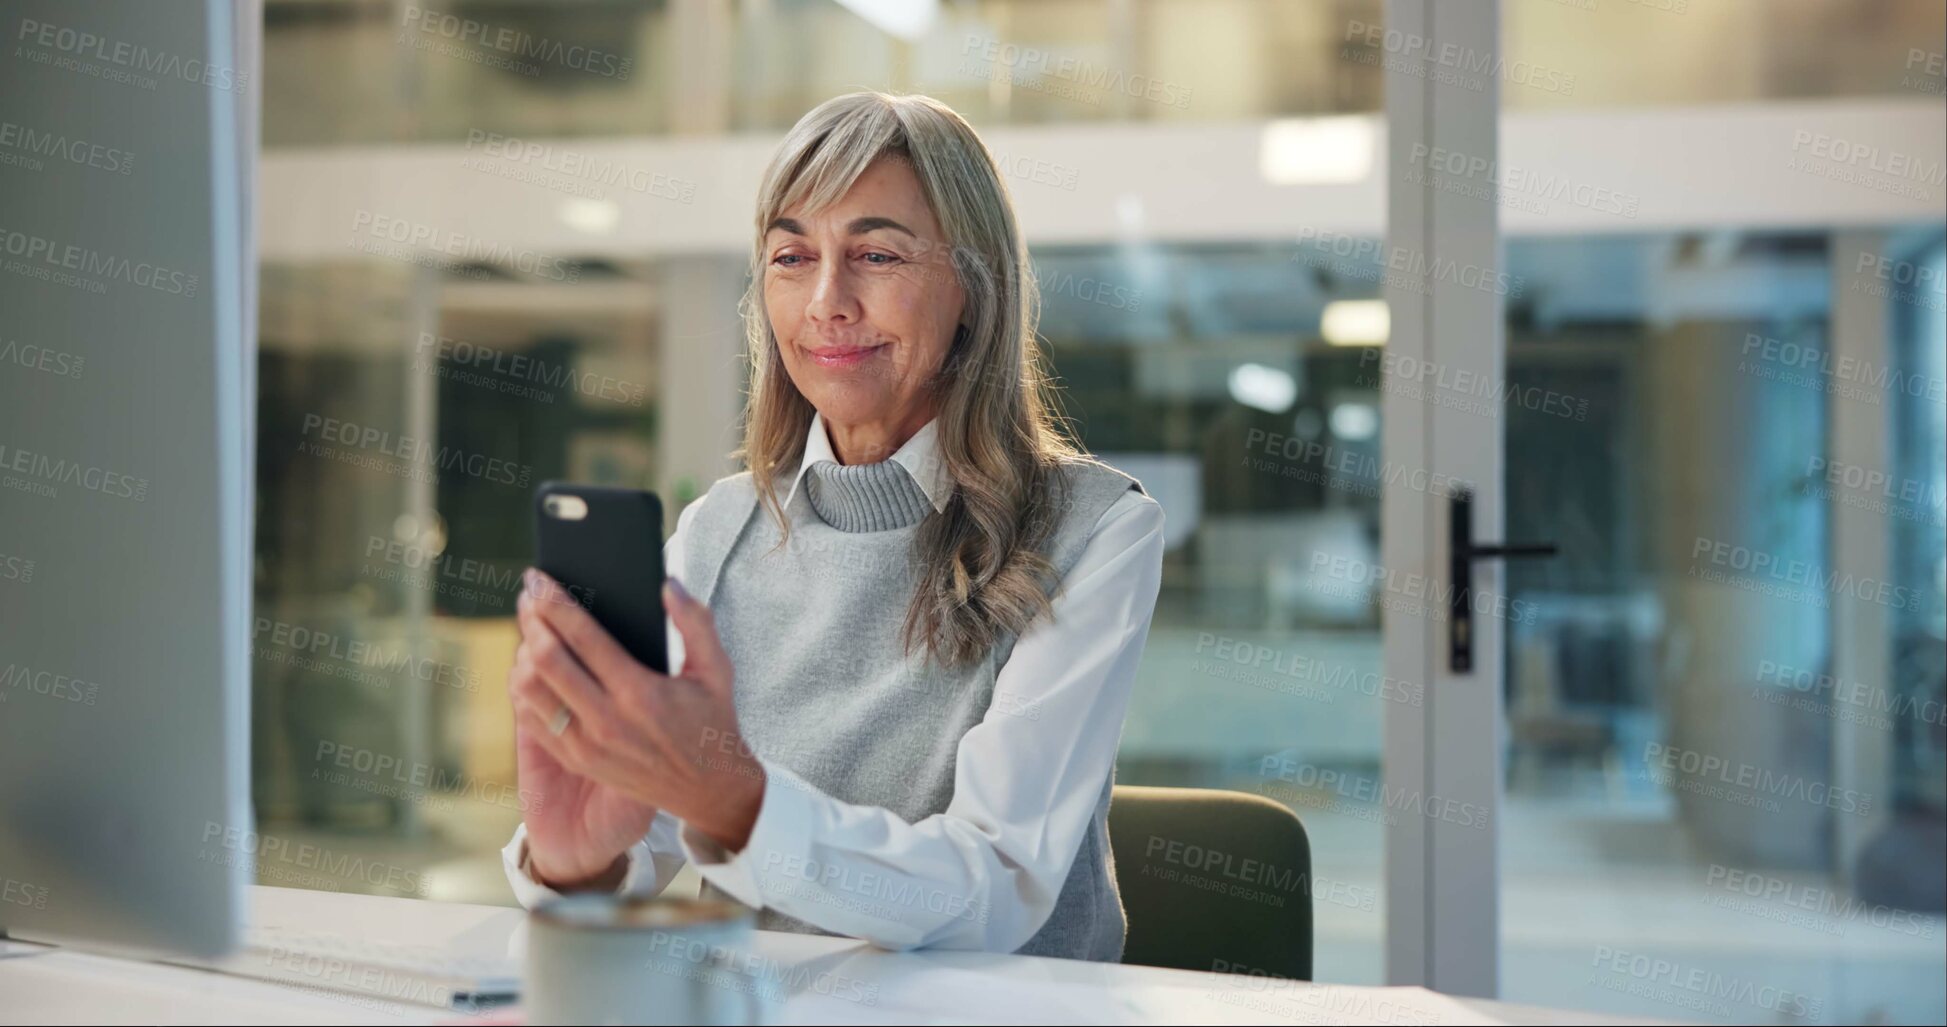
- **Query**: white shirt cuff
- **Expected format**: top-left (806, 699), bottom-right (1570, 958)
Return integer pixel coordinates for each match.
top-left (677, 758), bottom-right (819, 911)
top-left (500, 822), bottom-right (660, 906)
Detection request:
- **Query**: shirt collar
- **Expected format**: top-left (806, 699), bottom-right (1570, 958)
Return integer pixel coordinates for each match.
top-left (780, 411), bottom-right (954, 515)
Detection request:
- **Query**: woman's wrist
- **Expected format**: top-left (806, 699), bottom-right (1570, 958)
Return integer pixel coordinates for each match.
top-left (685, 762), bottom-right (767, 854)
top-left (527, 845), bottom-right (629, 893)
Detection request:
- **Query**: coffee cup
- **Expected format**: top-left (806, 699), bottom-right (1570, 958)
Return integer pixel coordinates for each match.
top-left (526, 894), bottom-right (764, 1025)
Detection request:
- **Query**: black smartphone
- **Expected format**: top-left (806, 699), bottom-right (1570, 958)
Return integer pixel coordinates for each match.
top-left (532, 482), bottom-right (669, 674)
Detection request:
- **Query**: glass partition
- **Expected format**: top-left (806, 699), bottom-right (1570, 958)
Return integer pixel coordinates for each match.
top-left (1493, 219), bottom-right (1945, 1027)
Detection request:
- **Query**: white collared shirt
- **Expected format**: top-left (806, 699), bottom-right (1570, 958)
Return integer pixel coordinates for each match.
top-left (504, 412), bottom-right (1166, 953)
top-left (781, 410), bottom-right (957, 516)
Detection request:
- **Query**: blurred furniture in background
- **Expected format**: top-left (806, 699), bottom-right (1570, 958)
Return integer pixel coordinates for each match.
top-left (1505, 591), bottom-right (1663, 798)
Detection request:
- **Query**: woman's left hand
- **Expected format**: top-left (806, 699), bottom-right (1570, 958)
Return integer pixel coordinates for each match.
top-left (511, 569), bottom-right (767, 852)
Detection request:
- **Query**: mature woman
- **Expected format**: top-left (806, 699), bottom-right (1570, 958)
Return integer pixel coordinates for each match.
top-left (500, 91), bottom-right (1165, 962)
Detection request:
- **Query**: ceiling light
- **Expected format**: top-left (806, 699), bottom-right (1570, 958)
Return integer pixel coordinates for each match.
top-left (1321, 299), bottom-right (1388, 346)
top-left (559, 198), bottom-right (620, 236)
top-left (1260, 116), bottom-right (1376, 185)
top-left (832, 0), bottom-right (939, 41)
top-left (1228, 363), bottom-right (1298, 414)
top-left (1330, 402), bottom-right (1379, 441)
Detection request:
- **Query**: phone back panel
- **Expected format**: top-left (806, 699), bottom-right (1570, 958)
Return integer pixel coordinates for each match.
top-left (533, 483), bottom-right (669, 674)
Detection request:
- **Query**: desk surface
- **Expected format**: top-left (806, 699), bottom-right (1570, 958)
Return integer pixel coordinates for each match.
top-left (0, 887), bottom-right (1661, 1026)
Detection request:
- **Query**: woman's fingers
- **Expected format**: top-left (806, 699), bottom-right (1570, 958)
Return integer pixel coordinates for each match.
top-left (515, 607), bottom-right (615, 731)
top-left (662, 577), bottom-right (731, 688)
top-left (521, 696), bottom-right (656, 796)
top-left (511, 636), bottom-right (660, 811)
top-left (508, 571), bottom-right (747, 819)
top-left (525, 569), bottom-right (655, 690)
top-left (512, 690), bottom-right (590, 772)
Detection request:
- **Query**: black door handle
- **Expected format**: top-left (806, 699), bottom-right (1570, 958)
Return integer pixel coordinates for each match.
top-left (1449, 487), bottom-right (1556, 673)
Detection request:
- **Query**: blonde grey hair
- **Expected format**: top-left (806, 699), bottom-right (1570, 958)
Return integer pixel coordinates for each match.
top-left (735, 91), bottom-right (1080, 670)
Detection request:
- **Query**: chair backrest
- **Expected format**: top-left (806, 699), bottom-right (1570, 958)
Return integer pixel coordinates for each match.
top-left (1107, 785), bottom-right (1312, 980)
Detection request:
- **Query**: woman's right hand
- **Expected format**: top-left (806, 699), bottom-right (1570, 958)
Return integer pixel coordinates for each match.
top-left (509, 598), bottom-right (659, 890)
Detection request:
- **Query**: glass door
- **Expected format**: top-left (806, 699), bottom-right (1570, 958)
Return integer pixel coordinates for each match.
top-left (1480, 2), bottom-right (1947, 1023)
top-left (1377, 4), bottom-right (1945, 1018)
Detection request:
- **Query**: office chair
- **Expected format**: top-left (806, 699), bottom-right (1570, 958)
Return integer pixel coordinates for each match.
top-left (1107, 785), bottom-right (1312, 980)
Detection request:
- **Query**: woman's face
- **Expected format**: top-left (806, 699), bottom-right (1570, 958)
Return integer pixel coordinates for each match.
top-left (763, 155), bottom-right (967, 436)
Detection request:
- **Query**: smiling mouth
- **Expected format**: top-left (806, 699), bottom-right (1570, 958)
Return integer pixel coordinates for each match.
top-left (804, 344), bottom-right (885, 368)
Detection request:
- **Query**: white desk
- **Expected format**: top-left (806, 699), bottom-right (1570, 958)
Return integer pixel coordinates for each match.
top-left (0, 887), bottom-right (1660, 1025)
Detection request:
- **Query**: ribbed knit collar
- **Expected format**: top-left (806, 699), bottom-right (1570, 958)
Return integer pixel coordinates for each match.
top-left (781, 412), bottom-right (952, 532)
top-left (804, 458), bottom-right (933, 532)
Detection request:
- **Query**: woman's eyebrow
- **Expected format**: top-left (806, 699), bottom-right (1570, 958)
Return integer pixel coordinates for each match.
top-left (764, 215), bottom-right (918, 239)
top-left (846, 216), bottom-right (916, 238)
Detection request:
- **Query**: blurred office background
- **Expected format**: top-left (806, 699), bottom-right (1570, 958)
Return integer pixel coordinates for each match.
top-left (244, 1), bottom-right (1944, 1022)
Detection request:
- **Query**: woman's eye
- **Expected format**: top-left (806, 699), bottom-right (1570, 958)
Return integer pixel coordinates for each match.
top-left (861, 252), bottom-right (899, 266)
top-left (772, 254), bottom-right (805, 268)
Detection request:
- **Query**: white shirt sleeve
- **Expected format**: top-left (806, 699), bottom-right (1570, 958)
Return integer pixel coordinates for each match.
top-left (499, 492), bottom-right (704, 907)
top-left (500, 814), bottom-right (688, 907)
top-left (677, 488), bottom-right (1166, 952)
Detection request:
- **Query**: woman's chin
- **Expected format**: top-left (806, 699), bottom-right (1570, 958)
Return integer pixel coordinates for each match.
top-left (805, 390), bottom-right (900, 426)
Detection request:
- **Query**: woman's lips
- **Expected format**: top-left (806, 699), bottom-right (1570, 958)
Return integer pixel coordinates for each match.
top-left (805, 344), bottom-right (884, 369)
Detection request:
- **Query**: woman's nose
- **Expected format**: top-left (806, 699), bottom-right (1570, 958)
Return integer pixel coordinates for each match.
top-left (806, 260), bottom-right (860, 325)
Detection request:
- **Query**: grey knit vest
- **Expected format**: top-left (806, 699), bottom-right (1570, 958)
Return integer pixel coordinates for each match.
top-left (681, 453), bottom-right (1143, 962)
